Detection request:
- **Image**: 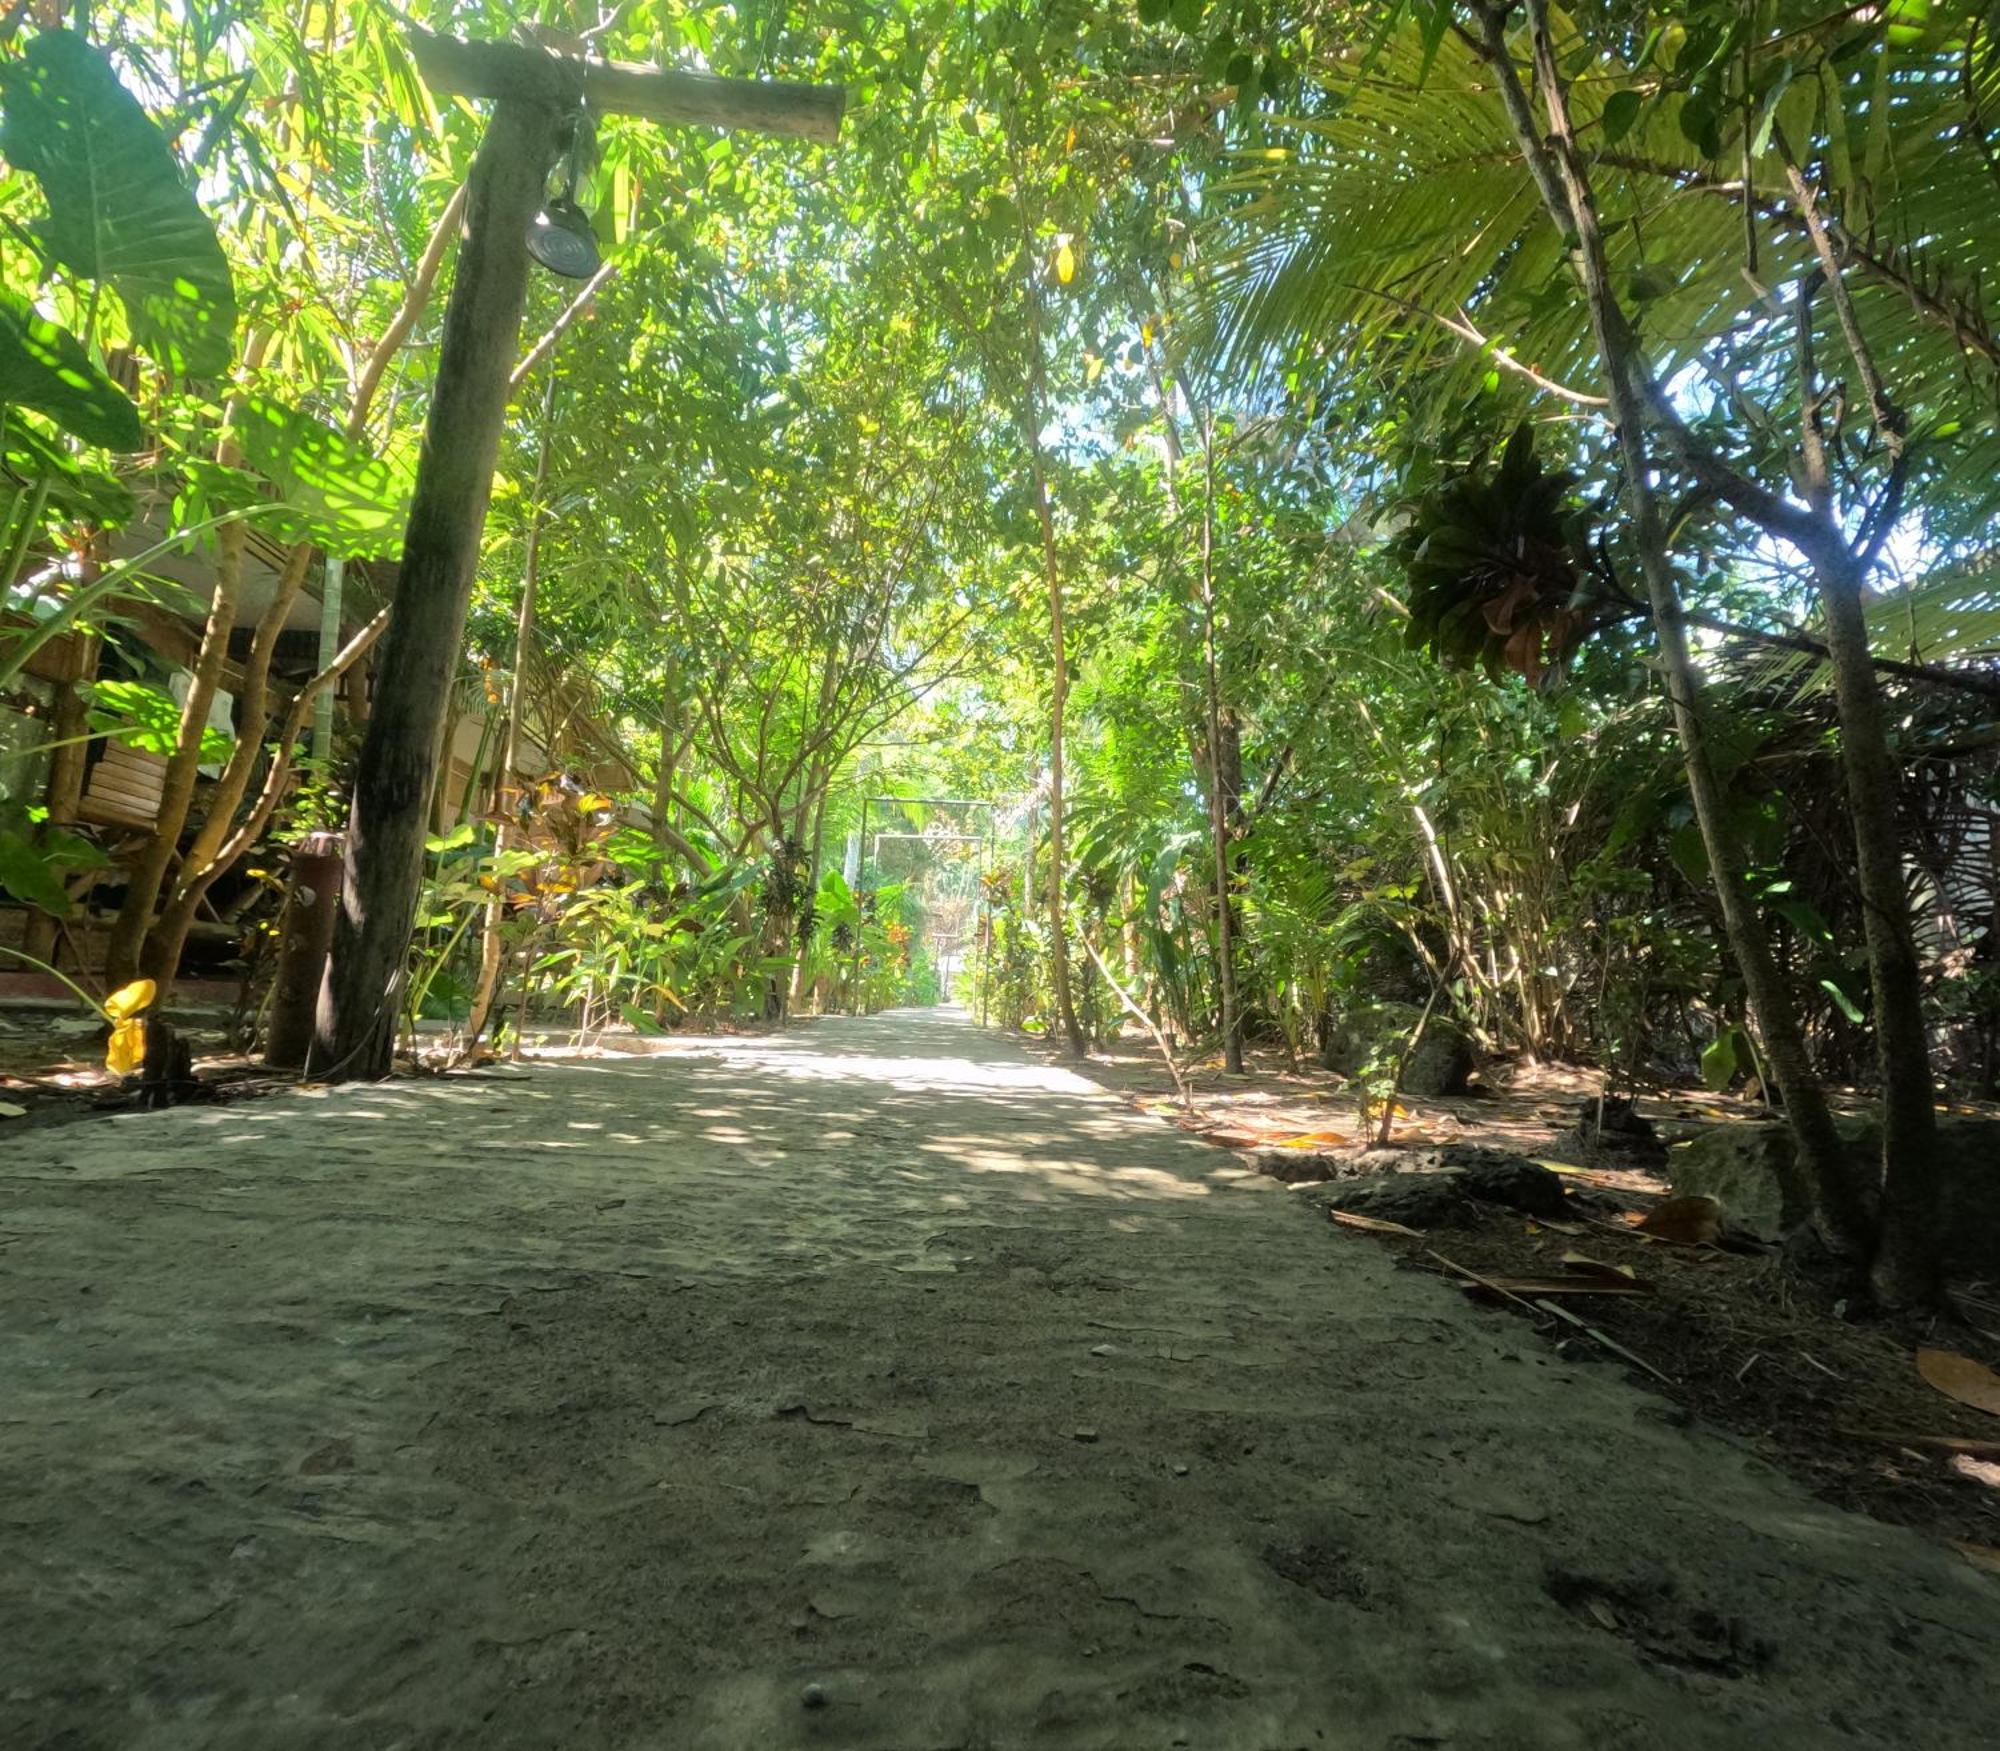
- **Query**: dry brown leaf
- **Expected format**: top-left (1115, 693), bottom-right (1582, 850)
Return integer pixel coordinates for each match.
top-left (1637, 1193), bottom-right (1722, 1245)
top-left (1916, 1348), bottom-right (2000, 1418)
top-left (1276, 1129), bottom-right (1350, 1148)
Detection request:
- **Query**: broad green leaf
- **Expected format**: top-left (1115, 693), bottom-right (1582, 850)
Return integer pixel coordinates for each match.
top-left (1599, 90), bottom-right (1643, 146)
top-left (2, 417), bottom-right (135, 524)
top-left (0, 291), bottom-right (143, 449)
top-left (85, 678), bottom-right (232, 764)
top-left (230, 395), bottom-right (411, 558)
top-left (0, 29), bottom-right (236, 376)
top-left (0, 827), bottom-right (74, 916)
top-left (1819, 978), bottom-right (1866, 1024)
top-left (1699, 1028), bottom-right (1740, 1091)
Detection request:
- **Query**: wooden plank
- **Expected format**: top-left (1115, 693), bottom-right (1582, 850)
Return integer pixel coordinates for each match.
top-left (408, 29), bottom-right (844, 145)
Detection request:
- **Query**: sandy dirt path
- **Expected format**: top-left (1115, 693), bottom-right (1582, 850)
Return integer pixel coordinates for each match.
top-left (4, 1006), bottom-right (1997, 1749)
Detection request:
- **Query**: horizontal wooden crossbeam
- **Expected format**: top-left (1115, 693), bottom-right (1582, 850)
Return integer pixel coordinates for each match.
top-left (408, 29), bottom-right (845, 145)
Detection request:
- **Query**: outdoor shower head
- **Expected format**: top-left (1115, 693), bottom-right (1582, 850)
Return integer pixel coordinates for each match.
top-left (528, 105), bottom-right (601, 280)
top-left (527, 195), bottom-right (601, 279)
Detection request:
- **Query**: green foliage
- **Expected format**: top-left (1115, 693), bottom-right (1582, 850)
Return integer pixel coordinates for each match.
top-left (0, 818), bottom-right (107, 917)
top-left (1391, 424), bottom-right (1595, 684)
top-left (85, 679), bottom-right (232, 765)
top-left (226, 396), bottom-right (411, 558)
top-left (0, 28), bottom-right (237, 376)
top-left (0, 291), bottom-right (142, 450)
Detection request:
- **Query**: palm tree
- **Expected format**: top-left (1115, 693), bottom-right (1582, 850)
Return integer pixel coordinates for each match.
top-left (1194, 2), bottom-right (2000, 1301)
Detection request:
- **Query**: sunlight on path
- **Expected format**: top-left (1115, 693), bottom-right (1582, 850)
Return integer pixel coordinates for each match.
top-left (3, 1008), bottom-right (1997, 1749)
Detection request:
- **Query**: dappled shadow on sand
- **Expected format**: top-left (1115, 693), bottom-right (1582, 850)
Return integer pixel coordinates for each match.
top-left (4, 1007), bottom-right (1999, 1749)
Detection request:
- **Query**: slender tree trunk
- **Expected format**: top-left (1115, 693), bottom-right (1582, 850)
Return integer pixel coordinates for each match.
top-left (1017, 255), bottom-right (1087, 1059)
top-left (1815, 543), bottom-right (1940, 1300)
top-left (104, 326), bottom-right (271, 986)
top-left (463, 371), bottom-right (560, 1051)
top-left (1196, 414), bottom-right (1242, 1072)
top-left (317, 96), bottom-right (565, 1079)
top-left (1478, 0), bottom-right (1874, 1257)
top-left (1776, 150), bottom-right (1942, 1303)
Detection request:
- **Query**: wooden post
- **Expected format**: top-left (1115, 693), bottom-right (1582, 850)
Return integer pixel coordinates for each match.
top-left (314, 97), bottom-right (566, 1078)
top-left (312, 36), bottom-right (843, 1079)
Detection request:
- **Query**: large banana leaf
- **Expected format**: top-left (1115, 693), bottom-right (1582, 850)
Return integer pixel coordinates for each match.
top-left (226, 395), bottom-right (412, 558)
top-left (0, 291), bottom-right (143, 450)
top-left (0, 28), bottom-right (236, 377)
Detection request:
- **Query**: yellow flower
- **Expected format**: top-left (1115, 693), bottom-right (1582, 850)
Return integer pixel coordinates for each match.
top-left (102, 980), bottom-right (155, 1075)
top-left (104, 979), bottom-right (156, 1021)
top-left (106, 1018), bottom-right (146, 1074)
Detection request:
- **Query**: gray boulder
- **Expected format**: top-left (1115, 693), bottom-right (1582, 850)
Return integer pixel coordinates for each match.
top-left (1668, 1115), bottom-right (2000, 1274)
top-left (1320, 1001), bottom-right (1476, 1097)
top-left (1311, 1172), bottom-right (1478, 1229)
top-left (1303, 1147), bottom-right (1569, 1231)
top-left (1668, 1125), bottom-right (1812, 1242)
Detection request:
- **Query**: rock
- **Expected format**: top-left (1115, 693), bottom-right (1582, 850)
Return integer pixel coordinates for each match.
top-left (1401, 1020), bottom-right (1476, 1098)
top-left (1668, 1114), bottom-right (2000, 1273)
top-left (801, 1683), bottom-right (829, 1710)
top-left (1561, 1096), bottom-right (1667, 1171)
top-left (1310, 1172), bottom-right (1480, 1229)
top-left (1437, 1146), bottom-right (1571, 1217)
top-left (1244, 1147), bottom-right (1342, 1184)
top-left (1668, 1125), bottom-right (1809, 1242)
top-left (1320, 1002), bottom-right (1476, 1096)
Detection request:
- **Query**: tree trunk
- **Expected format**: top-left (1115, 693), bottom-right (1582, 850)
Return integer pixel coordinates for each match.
top-left (103, 328), bottom-right (273, 986)
top-left (1814, 545), bottom-right (1940, 1301)
top-left (1480, 0), bottom-right (1875, 1257)
top-left (1197, 416), bottom-right (1242, 1072)
top-left (316, 96), bottom-right (565, 1080)
top-left (1019, 299), bottom-right (1086, 1058)
top-left (104, 517), bottom-right (248, 986)
top-left (463, 371), bottom-right (560, 1052)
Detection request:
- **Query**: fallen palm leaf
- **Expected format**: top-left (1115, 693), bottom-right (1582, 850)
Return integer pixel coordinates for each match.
top-left (1465, 1275), bottom-right (1648, 1299)
top-left (1330, 1209), bottom-right (1423, 1238)
top-left (1558, 1251), bottom-right (1641, 1283)
top-left (1916, 1348), bottom-right (2000, 1418)
top-left (1636, 1193), bottom-right (1722, 1245)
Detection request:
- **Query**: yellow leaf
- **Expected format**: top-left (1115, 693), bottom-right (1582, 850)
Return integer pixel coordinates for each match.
top-left (1055, 241), bottom-right (1076, 285)
top-left (1141, 322), bottom-right (1154, 348)
top-left (1064, 124), bottom-right (1076, 152)
top-left (103, 979), bottom-right (156, 1022)
top-left (106, 1017), bottom-right (146, 1075)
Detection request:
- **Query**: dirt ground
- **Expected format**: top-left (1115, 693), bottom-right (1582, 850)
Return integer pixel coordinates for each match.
top-left (1054, 1036), bottom-right (2000, 1556)
top-left (4, 1008), bottom-right (1999, 1749)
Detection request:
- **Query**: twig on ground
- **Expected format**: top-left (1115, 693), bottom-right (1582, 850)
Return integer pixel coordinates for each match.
top-left (1079, 935), bottom-right (1190, 1113)
top-left (1424, 1249), bottom-right (1551, 1321)
top-left (1530, 1296), bottom-right (1676, 1384)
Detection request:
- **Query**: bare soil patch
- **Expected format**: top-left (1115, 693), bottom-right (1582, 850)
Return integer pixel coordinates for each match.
top-left (1054, 1033), bottom-right (2000, 1568)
